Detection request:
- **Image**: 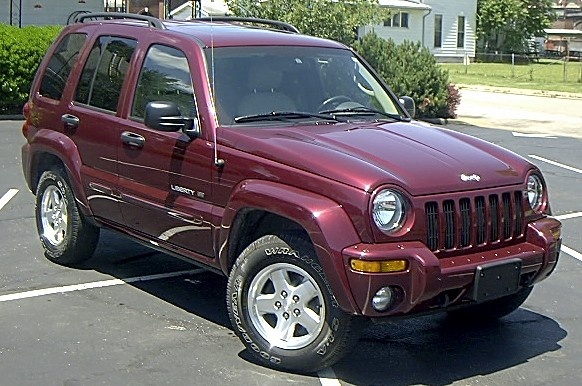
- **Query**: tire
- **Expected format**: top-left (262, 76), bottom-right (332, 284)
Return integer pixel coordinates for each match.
top-left (35, 168), bottom-right (99, 265)
top-left (448, 286), bottom-right (533, 323)
top-left (227, 234), bottom-right (362, 373)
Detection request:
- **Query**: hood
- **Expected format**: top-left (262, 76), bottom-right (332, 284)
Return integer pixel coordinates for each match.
top-left (220, 121), bottom-right (532, 196)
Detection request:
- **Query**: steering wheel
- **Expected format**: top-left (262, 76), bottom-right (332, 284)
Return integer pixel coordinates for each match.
top-left (317, 95), bottom-right (352, 112)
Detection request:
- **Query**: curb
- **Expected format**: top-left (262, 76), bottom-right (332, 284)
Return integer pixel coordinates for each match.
top-left (0, 114), bottom-right (24, 121)
top-left (456, 84), bottom-right (582, 100)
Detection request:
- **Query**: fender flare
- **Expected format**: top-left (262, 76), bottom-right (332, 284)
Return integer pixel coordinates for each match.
top-left (219, 179), bottom-right (363, 314)
top-left (26, 129), bottom-right (93, 217)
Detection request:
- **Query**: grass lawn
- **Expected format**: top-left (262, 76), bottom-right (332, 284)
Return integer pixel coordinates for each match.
top-left (441, 59), bottom-right (582, 94)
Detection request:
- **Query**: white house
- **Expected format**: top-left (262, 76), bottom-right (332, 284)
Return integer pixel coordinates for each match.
top-left (170, 0), bottom-right (229, 20)
top-left (0, 0), bottom-right (103, 26)
top-left (359, 0), bottom-right (477, 62)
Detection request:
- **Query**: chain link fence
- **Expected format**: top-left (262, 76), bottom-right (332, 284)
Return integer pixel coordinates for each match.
top-left (452, 52), bottom-right (582, 84)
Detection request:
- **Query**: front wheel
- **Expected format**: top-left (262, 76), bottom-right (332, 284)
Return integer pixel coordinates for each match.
top-left (227, 234), bottom-right (361, 373)
top-left (35, 168), bottom-right (100, 265)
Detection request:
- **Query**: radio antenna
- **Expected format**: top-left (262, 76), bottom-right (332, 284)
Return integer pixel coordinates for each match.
top-left (209, 11), bottom-right (224, 168)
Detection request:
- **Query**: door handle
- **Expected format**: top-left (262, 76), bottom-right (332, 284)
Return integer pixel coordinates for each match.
top-left (121, 131), bottom-right (145, 148)
top-left (61, 114), bottom-right (79, 129)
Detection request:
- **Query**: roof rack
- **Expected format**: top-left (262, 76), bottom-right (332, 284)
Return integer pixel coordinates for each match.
top-left (195, 17), bottom-right (300, 34)
top-left (74, 12), bottom-right (166, 30)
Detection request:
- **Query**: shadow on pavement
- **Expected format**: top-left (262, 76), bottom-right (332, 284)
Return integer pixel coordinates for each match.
top-left (335, 308), bottom-right (565, 385)
top-left (78, 229), bottom-right (567, 384)
top-left (77, 229), bottom-right (231, 329)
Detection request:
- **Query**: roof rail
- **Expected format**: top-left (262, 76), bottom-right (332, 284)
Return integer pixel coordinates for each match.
top-left (74, 12), bottom-right (166, 30)
top-left (196, 17), bottom-right (300, 33)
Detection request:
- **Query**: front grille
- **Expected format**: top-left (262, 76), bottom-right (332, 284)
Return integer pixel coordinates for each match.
top-left (425, 191), bottom-right (524, 253)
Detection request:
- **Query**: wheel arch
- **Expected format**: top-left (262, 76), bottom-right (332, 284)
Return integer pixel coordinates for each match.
top-left (218, 179), bottom-right (363, 314)
top-left (26, 130), bottom-right (92, 217)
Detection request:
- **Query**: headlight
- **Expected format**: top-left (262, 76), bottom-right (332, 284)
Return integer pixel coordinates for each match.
top-left (527, 174), bottom-right (544, 212)
top-left (372, 189), bottom-right (406, 233)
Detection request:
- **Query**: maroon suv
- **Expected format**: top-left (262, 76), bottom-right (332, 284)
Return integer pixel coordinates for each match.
top-left (21, 13), bottom-right (562, 372)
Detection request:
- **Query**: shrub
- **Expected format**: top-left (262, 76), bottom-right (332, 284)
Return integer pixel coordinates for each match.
top-left (0, 25), bottom-right (62, 114)
top-left (353, 33), bottom-right (459, 119)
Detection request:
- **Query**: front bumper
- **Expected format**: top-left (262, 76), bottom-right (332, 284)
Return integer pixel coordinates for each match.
top-left (342, 217), bottom-right (561, 317)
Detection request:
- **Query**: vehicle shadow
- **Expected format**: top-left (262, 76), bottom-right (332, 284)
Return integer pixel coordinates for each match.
top-left (81, 230), bottom-right (567, 384)
top-left (334, 308), bottom-right (566, 385)
top-left (78, 229), bottom-right (231, 329)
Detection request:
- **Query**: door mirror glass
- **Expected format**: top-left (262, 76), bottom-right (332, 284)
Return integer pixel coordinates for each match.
top-left (144, 101), bottom-right (199, 139)
top-left (399, 96), bottom-right (416, 118)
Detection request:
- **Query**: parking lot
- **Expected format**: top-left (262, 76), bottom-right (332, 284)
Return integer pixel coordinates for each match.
top-left (1, 90), bottom-right (581, 385)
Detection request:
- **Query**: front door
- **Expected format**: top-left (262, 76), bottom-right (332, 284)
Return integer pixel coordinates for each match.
top-left (116, 44), bottom-right (214, 257)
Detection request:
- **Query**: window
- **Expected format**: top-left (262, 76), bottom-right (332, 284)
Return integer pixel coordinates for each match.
top-left (39, 33), bottom-right (87, 100)
top-left (132, 45), bottom-right (196, 119)
top-left (75, 36), bottom-right (137, 112)
top-left (384, 12), bottom-right (409, 28)
top-left (434, 15), bottom-right (443, 48)
top-left (457, 16), bottom-right (466, 48)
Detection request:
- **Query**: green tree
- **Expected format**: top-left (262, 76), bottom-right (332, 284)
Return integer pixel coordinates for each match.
top-left (354, 34), bottom-right (458, 119)
top-left (477, 0), bottom-right (555, 53)
top-left (0, 25), bottom-right (61, 113)
top-left (224, 0), bottom-right (389, 45)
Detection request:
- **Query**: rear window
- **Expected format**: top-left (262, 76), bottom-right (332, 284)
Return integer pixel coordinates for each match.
top-left (75, 36), bottom-right (137, 112)
top-left (39, 33), bottom-right (87, 100)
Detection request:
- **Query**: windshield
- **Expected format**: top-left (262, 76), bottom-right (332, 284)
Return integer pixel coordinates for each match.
top-left (205, 46), bottom-right (403, 125)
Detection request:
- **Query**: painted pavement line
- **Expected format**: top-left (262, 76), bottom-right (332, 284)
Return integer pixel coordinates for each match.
top-left (528, 155), bottom-right (582, 174)
top-left (0, 269), bottom-right (204, 303)
top-left (318, 367), bottom-right (342, 386)
top-left (554, 212), bottom-right (582, 221)
top-left (562, 245), bottom-right (582, 263)
top-left (0, 188), bottom-right (19, 211)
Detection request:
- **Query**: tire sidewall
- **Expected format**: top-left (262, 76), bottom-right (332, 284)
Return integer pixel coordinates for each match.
top-left (35, 170), bottom-right (75, 262)
top-left (227, 235), bottom-right (345, 372)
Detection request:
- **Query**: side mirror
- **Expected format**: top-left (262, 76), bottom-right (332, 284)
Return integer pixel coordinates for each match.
top-left (398, 96), bottom-right (416, 118)
top-left (144, 101), bottom-right (200, 139)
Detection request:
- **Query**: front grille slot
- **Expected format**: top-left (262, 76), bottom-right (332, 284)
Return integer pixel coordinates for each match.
top-left (460, 198), bottom-right (471, 247)
top-left (426, 202), bottom-right (439, 251)
top-left (425, 190), bottom-right (524, 253)
top-left (443, 200), bottom-right (456, 249)
top-left (489, 194), bottom-right (499, 242)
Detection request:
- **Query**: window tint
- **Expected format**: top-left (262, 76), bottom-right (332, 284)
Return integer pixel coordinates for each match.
top-left (384, 12), bottom-right (408, 28)
top-left (132, 44), bottom-right (195, 119)
top-left (206, 46), bottom-right (400, 125)
top-left (434, 15), bottom-right (443, 48)
top-left (39, 33), bottom-right (87, 100)
top-left (75, 36), bottom-right (137, 112)
top-left (457, 16), bottom-right (466, 48)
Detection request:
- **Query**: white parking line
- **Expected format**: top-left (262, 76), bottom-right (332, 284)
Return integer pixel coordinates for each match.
top-left (555, 212), bottom-right (582, 221)
top-left (318, 367), bottom-right (342, 386)
top-left (562, 245), bottom-right (582, 262)
top-left (528, 155), bottom-right (582, 174)
top-left (0, 269), bottom-right (203, 303)
top-left (0, 188), bottom-right (19, 211)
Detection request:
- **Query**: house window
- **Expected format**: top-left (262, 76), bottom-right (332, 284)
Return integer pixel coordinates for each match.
top-left (384, 12), bottom-right (409, 28)
top-left (434, 14), bottom-right (443, 48)
top-left (457, 16), bottom-right (465, 48)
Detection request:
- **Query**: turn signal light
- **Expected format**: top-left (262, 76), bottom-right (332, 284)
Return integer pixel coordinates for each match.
top-left (350, 259), bottom-right (408, 273)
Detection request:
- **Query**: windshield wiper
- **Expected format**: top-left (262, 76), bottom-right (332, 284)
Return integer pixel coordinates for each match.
top-left (234, 111), bottom-right (340, 124)
top-left (319, 106), bottom-right (410, 122)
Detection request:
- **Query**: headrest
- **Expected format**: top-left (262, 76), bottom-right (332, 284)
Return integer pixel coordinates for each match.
top-left (247, 63), bottom-right (283, 92)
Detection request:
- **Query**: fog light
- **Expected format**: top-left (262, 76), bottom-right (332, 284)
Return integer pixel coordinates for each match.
top-left (372, 287), bottom-right (395, 312)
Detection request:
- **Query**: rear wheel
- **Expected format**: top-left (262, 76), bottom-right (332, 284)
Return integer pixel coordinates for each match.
top-left (227, 234), bottom-right (361, 373)
top-left (448, 287), bottom-right (533, 323)
top-left (35, 168), bottom-right (99, 265)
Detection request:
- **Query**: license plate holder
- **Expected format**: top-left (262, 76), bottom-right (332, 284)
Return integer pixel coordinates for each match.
top-left (469, 259), bottom-right (522, 303)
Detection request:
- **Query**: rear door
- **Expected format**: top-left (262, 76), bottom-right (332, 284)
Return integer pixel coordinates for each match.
top-left (116, 42), bottom-right (215, 257)
top-left (66, 34), bottom-right (138, 224)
